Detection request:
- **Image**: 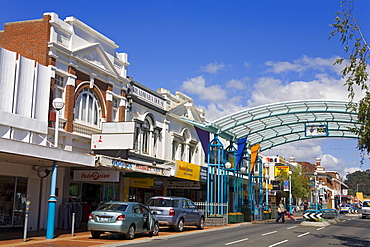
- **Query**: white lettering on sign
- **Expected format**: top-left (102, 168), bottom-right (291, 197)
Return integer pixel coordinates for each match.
top-left (73, 170), bottom-right (120, 182)
top-left (132, 85), bottom-right (165, 108)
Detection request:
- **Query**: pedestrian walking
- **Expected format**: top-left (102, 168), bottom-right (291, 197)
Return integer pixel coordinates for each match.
top-left (276, 200), bottom-right (286, 223)
top-left (303, 200), bottom-right (308, 212)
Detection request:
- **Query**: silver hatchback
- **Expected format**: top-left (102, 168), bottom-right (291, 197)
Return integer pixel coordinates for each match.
top-left (146, 196), bottom-right (204, 232)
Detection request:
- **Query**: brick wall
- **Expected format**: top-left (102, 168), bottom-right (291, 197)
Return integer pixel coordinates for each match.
top-left (0, 14), bottom-right (51, 66)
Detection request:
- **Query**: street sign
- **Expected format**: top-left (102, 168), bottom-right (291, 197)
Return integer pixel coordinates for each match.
top-left (303, 211), bottom-right (323, 221)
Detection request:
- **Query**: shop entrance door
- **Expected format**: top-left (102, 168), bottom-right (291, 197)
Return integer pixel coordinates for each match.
top-left (0, 176), bottom-right (27, 227)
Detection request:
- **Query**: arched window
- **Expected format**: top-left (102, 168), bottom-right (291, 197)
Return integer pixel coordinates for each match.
top-left (74, 88), bottom-right (101, 127)
top-left (142, 119), bottom-right (150, 154)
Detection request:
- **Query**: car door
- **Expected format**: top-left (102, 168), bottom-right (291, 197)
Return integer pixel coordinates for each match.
top-left (183, 199), bottom-right (197, 224)
top-left (132, 204), bottom-right (144, 232)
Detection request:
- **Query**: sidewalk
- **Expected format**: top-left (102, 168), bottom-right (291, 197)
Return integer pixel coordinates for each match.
top-left (0, 224), bottom-right (233, 247)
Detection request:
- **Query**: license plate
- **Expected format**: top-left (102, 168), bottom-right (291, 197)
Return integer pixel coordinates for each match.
top-left (99, 217), bottom-right (111, 222)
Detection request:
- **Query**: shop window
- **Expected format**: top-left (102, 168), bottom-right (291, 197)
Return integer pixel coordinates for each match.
top-left (74, 88), bottom-right (101, 127)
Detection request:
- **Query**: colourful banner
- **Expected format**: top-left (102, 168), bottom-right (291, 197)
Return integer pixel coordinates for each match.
top-left (175, 160), bottom-right (201, 181)
top-left (236, 137), bottom-right (248, 169)
top-left (249, 144), bottom-right (260, 173)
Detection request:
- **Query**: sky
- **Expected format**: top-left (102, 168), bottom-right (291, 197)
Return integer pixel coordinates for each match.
top-left (1, 0), bottom-right (370, 178)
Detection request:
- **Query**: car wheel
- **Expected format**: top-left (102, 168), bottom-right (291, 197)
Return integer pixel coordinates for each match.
top-left (149, 222), bottom-right (159, 237)
top-left (197, 217), bottom-right (205, 230)
top-left (91, 230), bottom-right (101, 239)
top-left (124, 224), bottom-right (135, 240)
top-left (175, 218), bottom-right (184, 232)
top-left (362, 215), bottom-right (366, 219)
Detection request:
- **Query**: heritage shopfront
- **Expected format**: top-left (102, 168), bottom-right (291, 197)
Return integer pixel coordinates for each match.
top-left (96, 155), bottom-right (171, 204)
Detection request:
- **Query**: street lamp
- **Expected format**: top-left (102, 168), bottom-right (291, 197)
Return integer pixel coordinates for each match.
top-left (288, 170), bottom-right (292, 213)
top-left (263, 163), bottom-right (269, 211)
top-left (46, 98), bottom-right (64, 239)
top-left (314, 171), bottom-right (318, 210)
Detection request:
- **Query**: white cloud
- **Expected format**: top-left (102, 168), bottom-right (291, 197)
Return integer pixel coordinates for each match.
top-left (226, 78), bottom-right (247, 90)
top-left (200, 63), bottom-right (225, 74)
top-left (181, 76), bottom-right (227, 102)
top-left (265, 55), bottom-right (342, 74)
top-left (246, 75), bottom-right (349, 107)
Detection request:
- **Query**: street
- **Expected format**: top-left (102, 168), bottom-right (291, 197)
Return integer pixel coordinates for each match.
top-left (110, 214), bottom-right (370, 247)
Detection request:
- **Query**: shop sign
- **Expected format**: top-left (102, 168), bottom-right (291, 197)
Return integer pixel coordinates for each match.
top-left (175, 160), bottom-right (200, 181)
top-left (98, 156), bottom-right (170, 176)
top-left (132, 85), bottom-right (165, 109)
top-left (73, 170), bottom-right (120, 182)
top-left (167, 181), bottom-right (200, 189)
top-left (200, 166), bottom-right (207, 182)
top-left (274, 166), bottom-right (289, 177)
top-left (129, 178), bottom-right (154, 188)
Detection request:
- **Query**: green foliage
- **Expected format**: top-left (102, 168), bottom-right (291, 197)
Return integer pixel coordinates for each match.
top-left (344, 169), bottom-right (370, 196)
top-left (276, 165), bottom-right (311, 201)
top-left (330, 0), bottom-right (370, 160)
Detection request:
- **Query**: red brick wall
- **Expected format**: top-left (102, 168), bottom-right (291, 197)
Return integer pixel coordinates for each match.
top-left (0, 14), bottom-right (51, 66)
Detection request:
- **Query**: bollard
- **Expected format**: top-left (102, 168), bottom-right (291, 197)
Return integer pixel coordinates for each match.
top-left (71, 212), bottom-right (75, 237)
top-left (23, 200), bottom-right (31, 242)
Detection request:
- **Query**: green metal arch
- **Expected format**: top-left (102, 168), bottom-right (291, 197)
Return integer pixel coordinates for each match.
top-left (182, 100), bottom-right (359, 151)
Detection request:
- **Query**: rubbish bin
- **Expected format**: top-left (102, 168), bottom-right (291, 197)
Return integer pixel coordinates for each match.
top-left (241, 204), bottom-right (251, 222)
top-left (254, 205), bottom-right (263, 221)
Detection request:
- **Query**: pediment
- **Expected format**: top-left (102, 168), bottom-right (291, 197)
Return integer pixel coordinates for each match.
top-left (168, 102), bottom-right (204, 123)
top-left (72, 43), bottom-right (118, 76)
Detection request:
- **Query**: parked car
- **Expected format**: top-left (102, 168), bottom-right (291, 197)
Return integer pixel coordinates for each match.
top-left (361, 200), bottom-right (370, 219)
top-left (339, 204), bottom-right (352, 214)
top-left (146, 196), bottom-right (205, 232)
top-left (88, 201), bottom-right (159, 240)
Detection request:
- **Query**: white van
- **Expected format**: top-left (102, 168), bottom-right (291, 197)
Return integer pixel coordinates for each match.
top-left (361, 200), bottom-right (370, 219)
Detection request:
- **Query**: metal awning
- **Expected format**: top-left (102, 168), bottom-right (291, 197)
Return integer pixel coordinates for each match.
top-left (183, 100), bottom-right (359, 152)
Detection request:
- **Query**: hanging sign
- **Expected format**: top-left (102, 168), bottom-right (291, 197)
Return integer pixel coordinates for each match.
top-left (283, 180), bottom-right (289, 191)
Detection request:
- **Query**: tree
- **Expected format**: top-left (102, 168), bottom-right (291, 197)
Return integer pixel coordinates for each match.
top-left (344, 169), bottom-right (370, 196)
top-left (277, 166), bottom-right (311, 204)
top-left (330, 0), bottom-right (370, 161)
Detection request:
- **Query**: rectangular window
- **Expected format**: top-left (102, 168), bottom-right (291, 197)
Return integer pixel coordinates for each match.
top-left (112, 98), bottom-right (119, 122)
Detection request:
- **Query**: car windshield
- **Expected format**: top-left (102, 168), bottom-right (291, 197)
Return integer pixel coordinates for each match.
top-left (364, 202), bottom-right (370, 207)
top-left (96, 203), bottom-right (128, 211)
top-left (146, 198), bottom-right (179, 207)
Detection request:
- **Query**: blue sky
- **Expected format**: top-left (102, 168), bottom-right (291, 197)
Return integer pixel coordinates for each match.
top-left (1, 0), bottom-right (370, 177)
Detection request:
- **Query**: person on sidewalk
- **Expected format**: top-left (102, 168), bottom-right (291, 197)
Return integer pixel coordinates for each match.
top-left (276, 200), bottom-right (286, 223)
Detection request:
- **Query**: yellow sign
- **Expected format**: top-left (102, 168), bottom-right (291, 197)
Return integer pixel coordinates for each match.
top-left (129, 178), bottom-right (154, 188)
top-left (274, 166), bottom-right (290, 177)
top-left (175, 160), bottom-right (200, 181)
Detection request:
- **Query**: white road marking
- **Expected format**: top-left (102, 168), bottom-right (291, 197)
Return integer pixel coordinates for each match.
top-left (287, 226), bottom-right (297, 230)
top-left (316, 227), bottom-right (325, 231)
top-left (297, 232), bottom-right (310, 238)
top-left (269, 240), bottom-right (289, 247)
top-left (225, 237), bottom-right (249, 245)
top-left (262, 231), bottom-right (278, 236)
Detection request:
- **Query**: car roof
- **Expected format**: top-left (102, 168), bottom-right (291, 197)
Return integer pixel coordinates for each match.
top-left (101, 201), bottom-right (142, 205)
top-left (149, 196), bottom-right (188, 200)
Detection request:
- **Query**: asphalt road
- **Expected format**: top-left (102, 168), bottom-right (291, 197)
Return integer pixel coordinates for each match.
top-left (108, 215), bottom-right (370, 247)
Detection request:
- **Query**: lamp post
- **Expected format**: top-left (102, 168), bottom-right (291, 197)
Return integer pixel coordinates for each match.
top-left (263, 163), bottom-right (269, 211)
top-left (357, 183), bottom-right (365, 193)
top-left (288, 170), bottom-right (292, 213)
top-left (314, 171), bottom-right (318, 210)
top-left (46, 98), bottom-right (64, 239)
